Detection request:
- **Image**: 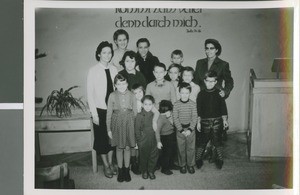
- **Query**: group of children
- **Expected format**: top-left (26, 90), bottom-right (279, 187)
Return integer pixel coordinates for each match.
top-left (104, 48), bottom-right (229, 182)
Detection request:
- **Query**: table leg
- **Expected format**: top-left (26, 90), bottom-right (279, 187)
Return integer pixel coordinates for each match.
top-left (35, 132), bottom-right (41, 162)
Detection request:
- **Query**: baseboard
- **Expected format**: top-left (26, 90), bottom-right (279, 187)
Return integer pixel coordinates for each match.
top-left (250, 156), bottom-right (292, 162)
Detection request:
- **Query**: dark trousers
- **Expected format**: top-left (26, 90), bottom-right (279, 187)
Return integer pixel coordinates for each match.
top-left (138, 131), bottom-right (158, 173)
top-left (197, 117), bottom-right (223, 160)
top-left (159, 132), bottom-right (176, 171)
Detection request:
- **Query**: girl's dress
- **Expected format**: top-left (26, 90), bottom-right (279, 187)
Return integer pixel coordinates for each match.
top-left (107, 90), bottom-right (137, 148)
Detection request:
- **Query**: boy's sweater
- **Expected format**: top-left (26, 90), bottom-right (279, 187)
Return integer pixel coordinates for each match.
top-left (173, 99), bottom-right (198, 132)
top-left (155, 114), bottom-right (174, 142)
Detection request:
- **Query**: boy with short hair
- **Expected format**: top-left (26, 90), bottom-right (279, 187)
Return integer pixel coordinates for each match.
top-left (196, 70), bottom-right (229, 169)
top-left (135, 95), bottom-right (159, 180)
top-left (146, 62), bottom-right (177, 108)
top-left (171, 49), bottom-right (184, 66)
top-left (173, 82), bottom-right (198, 174)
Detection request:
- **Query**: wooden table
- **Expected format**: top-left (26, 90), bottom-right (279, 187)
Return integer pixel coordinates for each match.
top-left (35, 113), bottom-right (98, 173)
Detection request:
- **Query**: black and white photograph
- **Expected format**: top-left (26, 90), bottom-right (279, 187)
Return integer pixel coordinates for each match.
top-left (23, 1), bottom-right (298, 194)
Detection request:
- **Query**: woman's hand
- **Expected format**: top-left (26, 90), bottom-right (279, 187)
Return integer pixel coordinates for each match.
top-left (107, 131), bottom-right (112, 139)
top-left (223, 120), bottom-right (229, 130)
top-left (92, 115), bottom-right (99, 125)
top-left (157, 142), bottom-right (163, 149)
top-left (219, 90), bottom-right (225, 98)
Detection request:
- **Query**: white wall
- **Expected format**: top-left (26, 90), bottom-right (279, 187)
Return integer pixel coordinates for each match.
top-left (35, 8), bottom-right (293, 132)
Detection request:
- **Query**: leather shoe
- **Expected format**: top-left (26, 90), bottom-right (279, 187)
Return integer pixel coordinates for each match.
top-left (187, 166), bottom-right (195, 174)
top-left (196, 160), bottom-right (203, 169)
top-left (148, 172), bottom-right (156, 180)
top-left (161, 169), bottom-right (173, 175)
top-left (117, 167), bottom-right (124, 182)
top-left (180, 166), bottom-right (187, 174)
top-left (103, 165), bottom-right (113, 178)
top-left (142, 172), bottom-right (148, 179)
top-left (215, 159), bottom-right (224, 169)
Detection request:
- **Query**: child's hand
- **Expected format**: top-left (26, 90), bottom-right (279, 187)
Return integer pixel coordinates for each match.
top-left (135, 143), bottom-right (138, 149)
top-left (157, 142), bottom-right (163, 149)
top-left (181, 130), bottom-right (187, 136)
top-left (197, 121), bottom-right (201, 132)
top-left (185, 130), bottom-right (191, 137)
top-left (107, 131), bottom-right (112, 139)
top-left (92, 115), bottom-right (99, 125)
top-left (223, 120), bottom-right (229, 130)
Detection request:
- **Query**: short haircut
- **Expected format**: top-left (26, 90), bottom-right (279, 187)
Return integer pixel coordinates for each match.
top-left (114, 73), bottom-right (127, 85)
top-left (181, 66), bottom-right (195, 75)
top-left (168, 63), bottom-right (182, 73)
top-left (178, 82), bottom-right (192, 92)
top-left (95, 41), bottom-right (114, 61)
top-left (119, 50), bottom-right (137, 68)
top-left (136, 38), bottom-right (150, 47)
top-left (113, 29), bottom-right (129, 41)
top-left (141, 95), bottom-right (155, 103)
top-left (154, 62), bottom-right (166, 71)
top-left (171, 49), bottom-right (183, 58)
top-left (204, 70), bottom-right (218, 80)
top-left (205, 39), bottom-right (222, 56)
top-left (159, 100), bottom-right (173, 113)
top-left (131, 83), bottom-right (145, 93)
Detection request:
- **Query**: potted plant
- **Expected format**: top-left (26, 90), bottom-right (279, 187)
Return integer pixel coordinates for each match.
top-left (40, 86), bottom-right (86, 118)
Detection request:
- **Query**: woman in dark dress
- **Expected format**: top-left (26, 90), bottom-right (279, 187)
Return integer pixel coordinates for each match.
top-left (194, 39), bottom-right (233, 99)
top-left (87, 41), bottom-right (118, 178)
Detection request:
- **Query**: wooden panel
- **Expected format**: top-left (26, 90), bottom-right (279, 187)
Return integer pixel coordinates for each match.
top-left (35, 119), bottom-right (90, 131)
top-left (39, 132), bottom-right (91, 155)
top-left (249, 84), bottom-right (293, 159)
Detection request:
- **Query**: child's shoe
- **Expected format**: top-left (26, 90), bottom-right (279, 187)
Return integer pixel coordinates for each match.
top-left (196, 160), bottom-right (203, 169)
top-left (131, 161), bottom-right (141, 175)
top-left (180, 166), bottom-right (187, 174)
top-left (161, 169), bottom-right (173, 175)
top-left (215, 159), bottom-right (224, 169)
top-left (142, 172), bottom-right (148, 179)
top-left (148, 172), bottom-right (156, 180)
top-left (117, 167), bottom-right (124, 182)
top-left (187, 166), bottom-right (195, 174)
top-left (124, 167), bottom-right (131, 182)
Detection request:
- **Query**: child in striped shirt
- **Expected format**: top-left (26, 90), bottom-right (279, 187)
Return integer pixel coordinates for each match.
top-left (173, 82), bottom-right (198, 174)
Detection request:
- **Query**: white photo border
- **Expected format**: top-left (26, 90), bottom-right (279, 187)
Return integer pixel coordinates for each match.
top-left (24, 1), bottom-right (299, 195)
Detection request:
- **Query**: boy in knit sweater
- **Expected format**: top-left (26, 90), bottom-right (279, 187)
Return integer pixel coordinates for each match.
top-left (173, 82), bottom-right (198, 174)
top-left (155, 100), bottom-right (176, 175)
top-left (196, 70), bottom-right (229, 169)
